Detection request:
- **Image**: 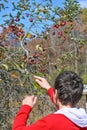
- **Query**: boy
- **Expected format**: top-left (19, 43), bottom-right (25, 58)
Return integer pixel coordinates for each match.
top-left (12, 71), bottom-right (87, 130)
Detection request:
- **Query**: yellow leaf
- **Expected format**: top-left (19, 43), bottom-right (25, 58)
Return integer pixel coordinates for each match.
top-left (38, 16), bottom-right (42, 20)
top-left (11, 72), bottom-right (18, 78)
top-left (0, 79), bottom-right (2, 82)
top-left (36, 45), bottom-right (43, 52)
top-left (26, 33), bottom-right (32, 38)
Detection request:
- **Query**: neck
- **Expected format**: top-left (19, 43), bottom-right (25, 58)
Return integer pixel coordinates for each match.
top-left (58, 102), bottom-right (73, 110)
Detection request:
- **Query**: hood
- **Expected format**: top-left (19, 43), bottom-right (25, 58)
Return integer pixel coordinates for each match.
top-left (55, 107), bottom-right (87, 128)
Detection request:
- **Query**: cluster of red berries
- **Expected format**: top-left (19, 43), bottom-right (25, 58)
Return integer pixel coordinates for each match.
top-left (53, 21), bottom-right (66, 28)
top-left (22, 52), bottom-right (39, 65)
top-left (9, 24), bottom-right (25, 38)
top-left (52, 20), bottom-right (66, 39)
top-left (11, 17), bottom-right (20, 23)
top-left (11, 16), bottom-right (33, 24)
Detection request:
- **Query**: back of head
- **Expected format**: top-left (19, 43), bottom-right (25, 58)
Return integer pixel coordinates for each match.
top-left (54, 71), bottom-right (83, 107)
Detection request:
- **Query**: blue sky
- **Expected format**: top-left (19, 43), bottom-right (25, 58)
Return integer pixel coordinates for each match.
top-left (79, 0), bottom-right (87, 8)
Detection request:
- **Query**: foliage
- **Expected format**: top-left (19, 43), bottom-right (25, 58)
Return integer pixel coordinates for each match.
top-left (58, 0), bottom-right (81, 21)
top-left (81, 74), bottom-right (87, 84)
top-left (80, 8), bottom-right (87, 33)
top-left (0, 0), bottom-right (87, 130)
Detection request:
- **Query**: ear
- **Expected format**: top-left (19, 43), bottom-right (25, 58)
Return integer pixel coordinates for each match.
top-left (53, 89), bottom-right (58, 105)
top-left (54, 89), bottom-right (58, 98)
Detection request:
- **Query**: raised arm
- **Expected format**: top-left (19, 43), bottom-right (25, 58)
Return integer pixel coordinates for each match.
top-left (34, 75), bottom-right (59, 109)
top-left (12, 96), bottom-right (49, 130)
top-left (34, 76), bottom-right (55, 103)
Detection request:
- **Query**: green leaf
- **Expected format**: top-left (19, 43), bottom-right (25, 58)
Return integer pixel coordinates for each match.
top-left (4, 19), bottom-right (9, 24)
top-left (36, 72), bottom-right (44, 77)
top-left (22, 16), bottom-right (25, 19)
top-left (14, 63), bottom-right (20, 69)
top-left (57, 20), bottom-right (61, 25)
top-left (2, 14), bottom-right (8, 17)
top-left (40, 89), bottom-right (45, 94)
top-left (34, 82), bottom-right (40, 89)
top-left (32, 2), bottom-right (36, 5)
top-left (17, 12), bottom-right (21, 17)
top-left (20, 63), bottom-right (25, 68)
top-left (1, 64), bottom-right (8, 70)
top-left (49, 0), bottom-right (52, 3)
top-left (4, 0), bottom-right (8, 3)
top-left (9, 13), bottom-right (13, 18)
top-left (12, 2), bottom-right (16, 9)
top-left (34, 82), bottom-right (45, 94)
top-left (1, 4), bottom-right (4, 9)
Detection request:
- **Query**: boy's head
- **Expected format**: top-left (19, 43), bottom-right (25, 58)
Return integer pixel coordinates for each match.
top-left (54, 71), bottom-right (83, 107)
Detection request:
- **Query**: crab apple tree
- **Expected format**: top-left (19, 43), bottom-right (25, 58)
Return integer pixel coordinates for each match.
top-left (0, 0), bottom-right (86, 130)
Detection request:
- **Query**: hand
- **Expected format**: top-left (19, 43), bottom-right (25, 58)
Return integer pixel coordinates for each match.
top-left (22, 95), bottom-right (37, 108)
top-left (34, 75), bottom-right (51, 90)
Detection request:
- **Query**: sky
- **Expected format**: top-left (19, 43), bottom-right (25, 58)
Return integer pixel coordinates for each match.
top-left (79, 0), bottom-right (87, 8)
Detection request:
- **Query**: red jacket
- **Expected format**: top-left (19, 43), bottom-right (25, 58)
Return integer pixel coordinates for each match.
top-left (12, 88), bottom-right (87, 130)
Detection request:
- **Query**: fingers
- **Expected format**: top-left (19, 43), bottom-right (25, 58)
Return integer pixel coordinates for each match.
top-left (34, 75), bottom-right (51, 90)
top-left (22, 95), bottom-right (37, 108)
top-left (33, 96), bottom-right (37, 105)
top-left (34, 75), bottom-right (45, 87)
top-left (31, 95), bottom-right (37, 106)
top-left (34, 75), bottom-right (44, 81)
top-left (35, 79), bottom-right (42, 85)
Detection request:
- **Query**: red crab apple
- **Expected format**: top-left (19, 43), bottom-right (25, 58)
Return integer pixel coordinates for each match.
top-left (61, 21), bottom-right (66, 26)
top-left (63, 36), bottom-right (66, 41)
top-left (52, 31), bottom-right (55, 35)
top-left (23, 59), bottom-right (27, 63)
top-left (53, 24), bottom-right (59, 28)
top-left (21, 33), bottom-right (25, 38)
top-left (11, 18), bottom-right (14, 23)
top-left (29, 18), bottom-right (33, 22)
top-left (16, 17), bottom-right (20, 22)
top-left (22, 55), bottom-right (27, 60)
top-left (40, 68), bottom-right (46, 73)
top-left (30, 59), bottom-right (36, 64)
top-left (33, 52), bottom-right (39, 58)
top-left (58, 32), bottom-right (62, 38)
top-left (2, 55), bottom-right (7, 59)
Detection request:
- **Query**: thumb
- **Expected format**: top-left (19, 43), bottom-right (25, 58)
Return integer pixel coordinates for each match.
top-left (33, 96), bottom-right (37, 105)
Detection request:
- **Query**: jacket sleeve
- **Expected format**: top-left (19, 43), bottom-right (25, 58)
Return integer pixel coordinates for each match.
top-left (47, 87), bottom-right (54, 103)
top-left (47, 87), bottom-right (59, 109)
top-left (12, 105), bottom-right (49, 130)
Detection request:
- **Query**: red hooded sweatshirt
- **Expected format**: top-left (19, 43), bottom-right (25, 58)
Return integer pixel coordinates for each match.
top-left (12, 87), bottom-right (87, 130)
